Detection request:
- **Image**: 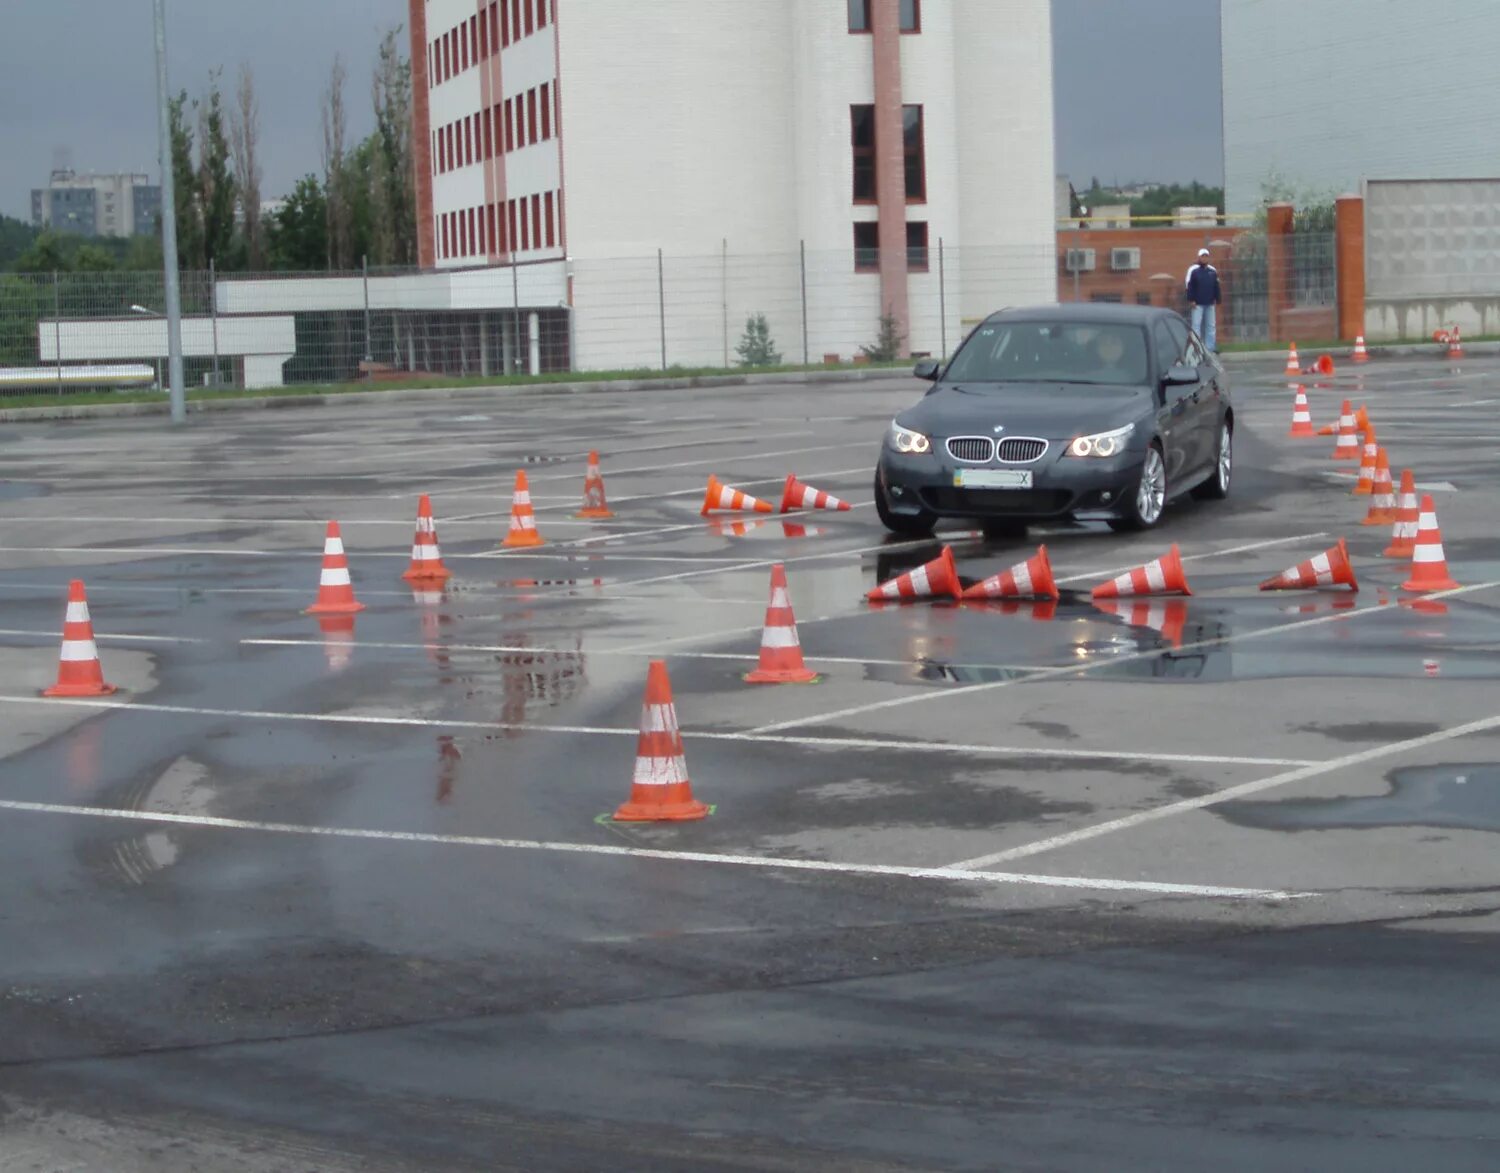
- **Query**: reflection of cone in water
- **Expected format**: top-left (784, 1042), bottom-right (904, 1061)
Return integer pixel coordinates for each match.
top-left (435, 734), bottom-right (462, 804)
top-left (413, 588), bottom-right (450, 669)
top-left (745, 563), bottom-right (818, 684)
top-left (1259, 538), bottom-right (1358, 591)
top-left (779, 474), bottom-right (851, 514)
top-left (960, 545), bottom-right (1058, 600)
top-left (614, 660), bottom-right (709, 822)
top-left (1360, 449), bottom-right (1396, 525)
top-left (780, 521), bottom-right (828, 539)
top-left (1090, 545), bottom-right (1191, 599)
top-left (971, 598), bottom-right (1059, 622)
top-left (702, 475), bottom-right (774, 515)
top-left (575, 450), bottom-right (615, 519)
top-left (1383, 469), bottom-right (1420, 558)
top-left (402, 494), bottom-right (452, 583)
top-left (317, 614), bottom-right (357, 671)
top-left (1403, 597), bottom-right (1449, 617)
top-left (306, 521), bottom-right (365, 614)
top-left (44, 580), bottom-right (117, 697)
top-left (1093, 597), bottom-right (1189, 648)
top-left (63, 716), bottom-right (105, 796)
top-left (1283, 595), bottom-right (1358, 615)
top-left (867, 546), bottom-right (962, 602)
top-left (1352, 425), bottom-right (1379, 494)
top-left (1331, 401), bottom-right (1360, 459)
top-left (1288, 386), bottom-right (1315, 438)
top-left (1401, 495), bottom-right (1460, 592)
top-left (709, 517), bottom-right (769, 538)
top-left (503, 471), bottom-right (545, 547)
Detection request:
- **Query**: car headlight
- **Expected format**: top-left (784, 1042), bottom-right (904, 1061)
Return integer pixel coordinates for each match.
top-left (889, 421), bottom-right (931, 455)
top-left (1066, 423), bottom-right (1135, 458)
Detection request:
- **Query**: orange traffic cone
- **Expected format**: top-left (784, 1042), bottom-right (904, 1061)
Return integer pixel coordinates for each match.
top-left (1259, 538), bottom-right (1358, 591)
top-left (1352, 335), bottom-right (1369, 363)
top-left (503, 471), bottom-right (544, 547)
top-left (1352, 425), bottom-right (1379, 495)
top-left (1383, 469), bottom-right (1421, 558)
top-left (1354, 404), bottom-right (1372, 436)
top-left (42, 580), bottom-right (117, 697)
top-left (701, 475), bottom-right (774, 516)
top-left (575, 450), bottom-right (615, 519)
top-left (306, 521), bottom-right (365, 615)
top-left (960, 545), bottom-right (1058, 601)
top-left (1093, 597), bottom-right (1190, 649)
top-left (613, 660), bottom-right (709, 822)
top-left (1288, 386), bottom-right (1315, 437)
top-left (1302, 354), bottom-right (1335, 377)
top-left (867, 546), bottom-right (962, 602)
top-left (779, 474), bottom-right (851, 514)
top-left (744, 564), bottom-right (818, 684)
top-left (1331, 400), bottom-right (1360, 460)
top-left (1447, 326), bottom-right (1464, 361)
top-left (1401, 495), bottom-right (1460, 592)
top-left (1284, 342), bottom-right (1301, 378)
top-left (1090, 545), bottom-right (1191, 599)
top-left (402, 494), bottom-right (451, 583)
top-left (1360, 449), bottom-right (1397, 525)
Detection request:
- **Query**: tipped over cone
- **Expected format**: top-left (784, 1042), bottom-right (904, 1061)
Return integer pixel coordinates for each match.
top-left (780, 474), bottom-right (852, 514)
top-left (960, 545), bottom-right (1058, 601)
top-left (613, 661), bottom-right (710, 822)
top-left (867, 546), bottom-right (962, 602)
top-left (702, 475), bottom-right (774, 516)
top-left (1090, 545), bottom-right (1191, 599)
top-left (1259, 538), bottom-right (1358, 591)
top-left (43, 580), bottom-right (117, 697)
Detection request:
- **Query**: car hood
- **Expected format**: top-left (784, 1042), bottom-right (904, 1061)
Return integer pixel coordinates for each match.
top-left (897, 382), bottom-right (1150, 439)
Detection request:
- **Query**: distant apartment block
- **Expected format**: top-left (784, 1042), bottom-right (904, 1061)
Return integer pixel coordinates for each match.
top-left (30, 170), bottom-right (162, 239)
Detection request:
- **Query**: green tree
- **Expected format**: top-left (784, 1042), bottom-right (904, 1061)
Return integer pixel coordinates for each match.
top-left (198, 71), bottom-right (238, 270)
top-left (13, 231), bottom-right (69, 274)
top-left (71, 243), bottom-right (117, 272)
top-left (0, 214), bottom-right (40, 270)
top-left (861, 311), bottom-right (906, 363)
top-left (735, 313), bottom-right (781, 367)
top-left (168, 91), bottom-right (205, 269)
top-left (265, 175), bottom-right (329, 270)
top-left (369, 27), bottom-right (416, 266)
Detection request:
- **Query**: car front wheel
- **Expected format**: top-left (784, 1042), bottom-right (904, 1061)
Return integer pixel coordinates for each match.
top-left (1108, 442), bottom-right (1166, 532)
top-left (1192, 421), bottom-right (1233, 500)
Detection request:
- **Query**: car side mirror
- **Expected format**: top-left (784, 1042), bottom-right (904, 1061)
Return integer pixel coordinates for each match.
top-left (1163, 364), bottom-right (1198, 387)
top-left (913, 359), bottom-right (941, 382)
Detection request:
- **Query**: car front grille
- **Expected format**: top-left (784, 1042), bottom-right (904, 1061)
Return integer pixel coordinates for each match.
top-left (996, 437), bottom-right (1048, 463)
top-left (946, 436), bottom-right (994, 464)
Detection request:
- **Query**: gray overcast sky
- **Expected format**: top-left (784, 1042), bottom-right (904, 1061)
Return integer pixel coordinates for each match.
top-left (0, 1), bottom-right (1223, 221)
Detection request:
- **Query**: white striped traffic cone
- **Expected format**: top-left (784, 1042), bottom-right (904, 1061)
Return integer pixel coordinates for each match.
top-left (613, 660), bottom-right (709, 822)
top-left (1401, 496), bottom-right (1460, 592)
top-left (402, 494), bottom-right (451, 583)
top-left (504, 471), bottom-right (545, 548)
top-left (43, 580), bottom-right (117, 697)
top-left (306, 521), bottom-right (365, 615)
top-left (744, 563), bottom-right (818, 684)
top-left (1090, 545), bottom-right (1191, 599)
top-left (779, 474), bottom-right (852, 514)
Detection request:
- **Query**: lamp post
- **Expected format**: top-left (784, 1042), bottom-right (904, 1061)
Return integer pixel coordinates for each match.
top-left (153, 0), bottom-right (186, 423)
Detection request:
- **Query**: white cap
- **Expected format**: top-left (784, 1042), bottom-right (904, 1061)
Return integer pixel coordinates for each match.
top-left (1197, 248), bottom-right (1210, 257)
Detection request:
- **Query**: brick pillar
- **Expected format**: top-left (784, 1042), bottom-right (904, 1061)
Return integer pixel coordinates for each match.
top-left (1335, 194), bottom-right (1365, 342)
top-left (1265, 202), bottom-right (1294, 343)
top-left (870, 0), bottom-right (910, 352)
top-left (409, 0), bottom-right (436, 270)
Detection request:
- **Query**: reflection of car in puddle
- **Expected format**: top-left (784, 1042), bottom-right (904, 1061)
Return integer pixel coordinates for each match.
top-left (1221, 764), bottom-right (1500, 833)
top-left (1083, 601), bottom-right (1231, 680)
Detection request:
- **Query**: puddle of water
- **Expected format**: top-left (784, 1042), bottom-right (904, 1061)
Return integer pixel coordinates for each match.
top-left (0, 481), bottom-right (47, 501)
top-left (1222, 764), bottom-right (1500, 833)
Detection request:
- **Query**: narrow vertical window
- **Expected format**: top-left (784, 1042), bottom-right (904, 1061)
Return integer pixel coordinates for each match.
top-left (483, 108), bottom-right (494, 159)
top-left (478, 7), bottom-right (489, 57)
top-left (461, 22), bottom-right (469, 71)
top-left (531, 194), bottom-right (542, 249)
top-left (540, 83), bottom-right (552, 138)
top-left (851, 106), bottom-right (876, 203)
top-left (470, 16), bottom-right (479, 64)
top-left (906, 222), bottom-right (929, 271)
top-left (509, 200), bottom-right (518, 253)
top-left (524, 0), bottom-right (535, 36)
top-left (900, 0), bottom-right (921, 32)
top-left (512, 0), bottom-right (522, 41)
top-left (903, 105), bottom-right (926, 202)
top-left (501, 0), bottom-right (511, 46)
top-left (544, 192), bottom-right (556, 247)
top-left (527, 89), bottom-right (539, 144)
top-left (490, 2), bottom-right (501, 53)
top-left (853, 222), bottom-right (879, 271)
top-left (463, 118), bottom-right (472, 166)
top-left (847, 0), bottom-right (870, 33)
top-left (504, 98), bottom-right (514, 152)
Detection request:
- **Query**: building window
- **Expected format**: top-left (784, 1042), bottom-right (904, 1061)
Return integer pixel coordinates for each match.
top-left (478, 7), bottom-right (489, 57)
top-left (531, 194), bottom-right (543, 249)
top-left (509, 200), bottom-right (518, 253)
top-left (851, 105), bottom-right (876, 203)
top-left (545, 192), bottom-right (556, 247)
top-left (470, 15), bottom-right (479, 62)
top-left (460, 22), bottom-right (469, 71)
top-left (901, 0), bottom-right (921, 32)
top-left (907, 221), bottom-right (929, 271)
top-left (524, 0), bottom-right (535, 36)
top-left (904, 105), bottom-right (925, 202)
top-left (1136, 292), bottom-right (1153, 305)
top-left (1089, 293), bottom-right (1124, 304)
top-left (464, 117), bottom-right (474, 166)
top-left (540, 83), bottom-right (552, 138)
top-left (527, 89), bottom-right (539, 144)
top-left (848, 0), bottom-right (870, 32)
top-left (501, 0), bottom-right (511, 46)
top-left (483, 109), bottom-right (494, 159)
top-left (850, 0), bottom-right (919, 32)
top-left (854, 222), bottom-right (880, 271)
top-left (504, 98), bottom-right (514, 151)
top-left (490, 2), bottom-right (501, 53)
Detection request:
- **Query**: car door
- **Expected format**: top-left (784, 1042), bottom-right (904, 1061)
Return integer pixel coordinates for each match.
top-left (1164, 315), bottom-right (1213, 477)
top-left (1151, 318), bottom-right (1194, 483)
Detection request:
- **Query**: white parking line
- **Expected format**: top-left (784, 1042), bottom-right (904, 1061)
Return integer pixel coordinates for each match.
top-left (0, 798), bottom-right (1302, 901)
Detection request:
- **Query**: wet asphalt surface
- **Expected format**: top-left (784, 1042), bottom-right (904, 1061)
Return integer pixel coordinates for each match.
top-left (2, 359), bottom-right (1500, 1169)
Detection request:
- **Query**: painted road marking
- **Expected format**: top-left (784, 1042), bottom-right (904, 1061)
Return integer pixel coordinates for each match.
top-left (0, 798), bottom-right (1302, 901)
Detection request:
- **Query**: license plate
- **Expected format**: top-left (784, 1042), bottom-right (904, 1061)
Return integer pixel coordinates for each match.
top-left (955, 468), bottom-right (1033, 489)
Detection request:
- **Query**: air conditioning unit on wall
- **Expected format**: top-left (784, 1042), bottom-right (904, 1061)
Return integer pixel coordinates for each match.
top-left (1063, 248), bottom-right (1096, 273)
top-left (1111, 247), bottom-right (1141, 271)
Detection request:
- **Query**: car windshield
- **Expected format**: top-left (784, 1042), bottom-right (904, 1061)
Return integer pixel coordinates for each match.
top-left (945, 321), bottom-right (1150, 386)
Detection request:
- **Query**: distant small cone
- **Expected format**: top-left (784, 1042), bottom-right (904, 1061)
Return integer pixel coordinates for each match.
top-left (402, 494), bottom-right (452, 583)
top-left (42, 580), bottom-right (117, 697)
top-left (1383, 469), bottom-right (1421, 558)
top-left (306, 521), bottom-right (365, 615)
top-left (1352, 335), bottom-right (1369, 363)
top-left (1090, 544), bottom-right (1191, 599)
top-left (867, 546), bottom-right (962, 602)
top-left (960, 545), bottom-right (1058, 601)
top-left (1284, 342), bottom-right (1301, 377)
top-left (1259, 538), bottom-right (1359, 591)
top-left (1360, 449), bottom-right (1396, 525)
top-left (1352, 426), bottom-right (1379, 494)
top-left (1331, 400), bottom-right (1360, 460)
top-left (613, 660), bottom-right (709, 822)
top-left (1093, 597), bottom-right (1189, 649)
top-left (1400, 495), bottom-right (1460, 592)
top-left (701, 475), bottom-right (774, 516)
top-left (779, 474), bottom-right (852, 514)
top-left (744, 564), bottom-right (819, 684)
top-left (575, 450), bottom-right (615, 519)
top-left (1288, 386), bottom-right (1315, 437)
top-left (1447, 326), bottom-right (1464, 360)
top-left (503, 471), bottom-right (545, 547)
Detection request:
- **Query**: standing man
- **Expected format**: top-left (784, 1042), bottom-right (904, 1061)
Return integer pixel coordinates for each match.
top-left (1185, 247), bottom-right (1221, 352)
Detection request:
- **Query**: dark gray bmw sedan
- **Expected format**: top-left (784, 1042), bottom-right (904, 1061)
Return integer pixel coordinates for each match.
top-left (875, 304), bottom-right (1233, 536)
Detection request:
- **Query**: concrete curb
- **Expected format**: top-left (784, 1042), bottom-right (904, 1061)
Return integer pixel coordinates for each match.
top-left (0, 366), bottom-right (916, 425)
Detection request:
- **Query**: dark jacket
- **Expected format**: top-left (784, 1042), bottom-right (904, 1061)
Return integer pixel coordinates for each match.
top-left (1185, 263), bottom-right (1221, 307)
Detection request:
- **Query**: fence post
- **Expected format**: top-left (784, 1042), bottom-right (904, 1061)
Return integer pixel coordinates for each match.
top-left (938, 238), bottom-right (947, 358)
top-left (799, 240), bottom-right (809, 366)
top-left (657, 247), bottom-right (667, 371)
top-left (721, 238), bottom-right (729, 368)
top-left (52, 272), bottom-right (62, 396)
top-left (1335, 194), bottom-right (1365, 342)
top-left (361, 254), bottom-right (372, 363)
top-left (1266, 203), bottom-right (1295, 343)
top-left (209, 258), bottom-right (220, 386)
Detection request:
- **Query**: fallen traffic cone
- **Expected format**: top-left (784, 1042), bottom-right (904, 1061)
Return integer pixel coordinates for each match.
top-left (1447, 326), bottom-right (1464, 360)
top-left (402, 494), bottom-right (452, 583)
top-left (867, 546), bottom-right (962, 602)
top-left (1090, 544), bottom-right (1191, 599)
top-left (1360, 449), bottom-right (1397, 525)
top-left (780, 474), bottom-right (852, 514)
top-left (1259, 538), bottom-right (1358, 591)
top-left (744, 564), bottom-right (819, 684)
top-left (1302, 354), bottom-right (1335, 376)
top-left (42, 580), bottom-right (117, 697)
top-left (1383, 469), bottom-right (1421, 558)
top-left (960, 545), bottom-right (1058, 601)
top-left (1288, 386), bottom-right (1315, 437)
top-left (1284, 342), bottom-right (1301, 377)
top-left (1093, 597), bottom-right (1189, 649)
top-left (612, 660), bottom-right (709, 822)
top-left (306, 521), bottom-right (365, 614)
top-left (1352, 425), bottom-right (1379, 494)
top-left (503, 471), bottom-right (544, 547)
top-left (1331, 400), bottom-right (1360, 460)
top-left (701, 474), bottom-right (774, 516)
top-left (1401, 495), bottom-right (1460, 592)
top-left (575, 450), bottom-right (615, 519)
top-left (1352, 335), bottom-right (1369, 363)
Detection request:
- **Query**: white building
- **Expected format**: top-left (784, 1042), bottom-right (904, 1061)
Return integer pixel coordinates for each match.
top-left (409, 0), bottom-right (1056, 370)
top-left (31, 170), bottom-right (162, 239)
top-left (1221, 0), bottom-right (1499, 214)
